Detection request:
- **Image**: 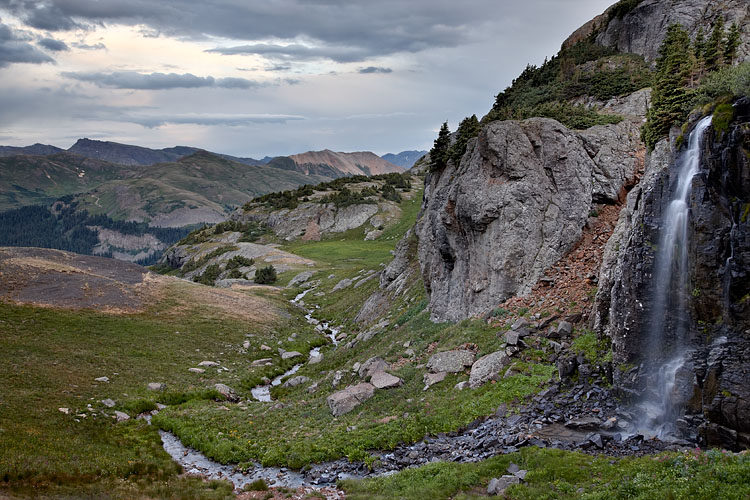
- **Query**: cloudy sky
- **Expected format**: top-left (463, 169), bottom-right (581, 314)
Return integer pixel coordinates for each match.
top-left (0, 0), bottom-right (614, 157)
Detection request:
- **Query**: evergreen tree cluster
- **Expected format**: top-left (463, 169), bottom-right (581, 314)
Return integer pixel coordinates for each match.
top-left (642, 19), bottom-right (743, 150)
top-left (429, 115), bottom-right (482, 172)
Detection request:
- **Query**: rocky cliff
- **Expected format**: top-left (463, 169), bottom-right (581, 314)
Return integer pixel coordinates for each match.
top-left (594, 100), bottom-right (750, 450)
top-left (416, 117), bottom-right (643, 321)
top-left (564, 0), bottom-right (749, 64)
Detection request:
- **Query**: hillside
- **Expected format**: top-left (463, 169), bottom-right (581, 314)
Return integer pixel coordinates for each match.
top-left (381, 150), bottom-right (427, 169)
top-left (280, 150), bottom-right (404, 177)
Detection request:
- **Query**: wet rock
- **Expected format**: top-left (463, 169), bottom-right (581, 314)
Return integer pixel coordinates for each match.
top-left (586, 433), bottom-right (604, 449)
top-left (327, 383), bottom-right (376, 417)
top-left (488, 475), bottom-right (520, 495)
top-left (282, 376), bottom-right (311, 388)
top-left (426, 350), bottom-right (475, 373)
top-left (148, 382), bottom-right (166, 391)
top-left (370, 371), bottom-right (402, 389)
top-left (469, 351), bottom-right (510, 388)
top-left (557, 356), bottom-right (578, 379)
top-left (424, 371), bottom-right (447, 390)
top-left (214, 384), bottom-right (239, 402)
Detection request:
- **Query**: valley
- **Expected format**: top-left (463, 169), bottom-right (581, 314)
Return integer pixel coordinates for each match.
top-left (1, 0), bottom-right (750, 498)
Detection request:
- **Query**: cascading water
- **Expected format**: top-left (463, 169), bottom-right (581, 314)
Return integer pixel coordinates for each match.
top-left (638, 115), bottom-right (713, 438)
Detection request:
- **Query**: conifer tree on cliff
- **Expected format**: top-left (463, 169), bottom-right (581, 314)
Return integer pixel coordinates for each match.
top-left (429, 121), bottom-right (451, 172)
top-left (642, 24), bottom-right (693, 150)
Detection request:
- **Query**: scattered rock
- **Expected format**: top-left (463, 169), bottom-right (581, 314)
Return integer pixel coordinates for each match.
top-left (426, 350), bottom-right (475, 373)
top-left (454, 381), bottom-right (469, 391)
top-left (148, 382), bottom-right (166, 391)
top-left (101, 399), bottom-right (116, 408)
top-left (469, 351), bottom-right (510, 388)
top-left (307, 383), bottom-right (319, 394)
top-left (188, 367), bottom-right (205, 374)
top-left (332, 370), bottom-right (344, 388)
top-left (504, 330), bottom-right (521, 346)
top-left (557, 321), bottom-right (574, 337)
top-left (370, 371), bottom-right (402, 389)
top-left (358, 357), bottom-right (389, 379)
top-left (242, 341), bottom-right (251, 349)
top-left (332, 278), bottom-right (353, 292)
top-left (423, 371), bottom-right (447, 390)
top-left (289, 271), bottom-right (314, 287)
top-left (114, 411), bottom-right (130, 422)
top-left (282, 376), bottom-right (311, 388)
top-left (260, 344), bottom-right (272, 351)
top-left (587, 433), bottom-right (604, 449)
top-left (327, 383), bottom-right (376, 417)
top-left (251, 358), bottom-right (273, 367)
top-left (95, 376), bottom-right (109, 383)
top-left (488, 475), bottom-right (520, 495)
top-left (309, 353), bottom-right (323, 364)
top-left (198, 361), bottom-right (219, 367)
top-left (565, 416), bottom-right (603, 431)
top-left (58, 407), bottom-right (70, 415)
top-left (214, 383), bottom-right (239, 402)
top-left (281, 351), bottom-right (302, 360)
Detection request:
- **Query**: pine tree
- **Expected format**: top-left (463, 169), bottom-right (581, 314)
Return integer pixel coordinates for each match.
top-left (724, 22), bottom-right (741, 66)
top-left (642, 24), bottom-right (694, 150)
top-left (429, 121), bottom-right (451, 172)
top-left (448, 115), bottom-right (481, 165)
top-left (704, 16), bottom-right (726, 72)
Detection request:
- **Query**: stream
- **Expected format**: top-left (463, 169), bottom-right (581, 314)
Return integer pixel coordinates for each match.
top-left (158, 283), bottom-right (355, 491)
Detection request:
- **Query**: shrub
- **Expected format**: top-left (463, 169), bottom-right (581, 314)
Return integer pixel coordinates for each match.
top-left (225, 255), bottom-right (254, 270)
top-left (254, 265), bottom-right (277, 284)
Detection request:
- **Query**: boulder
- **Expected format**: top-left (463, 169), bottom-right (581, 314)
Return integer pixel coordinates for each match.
top-left (370, 371), bottom-right (402, 389)
top-left (469, 351), bottom-right (510, 389)
top-left (188, 367), bottom-right (205, 374)
top-left (95, 376), bottom-right (109, 383)
top-left (214, 383), bottom-right (239, 402)
top-left (281, 351), bottom-right (302, 360)
top-left (426, 350), bottom-right (475, 373)
top-left (332, 278), bottom-right (353, 292)
top-left (327, 383), bottom-right (376, 417)
top-left (198, 361), bottom-right (219, 367)
top-left (251, 358), bottom-right (273, 366)
top-left (504, 330), bottom-right (521, 346)
top-left (358, 357), bottom-right (389, 379)
top-left (101, 399), bottom-right (116, 408)
top-left (147, 382), bottom-right (166, 391)
top-left (114, 411), bottom-right (130, 422)
top-left (423, 371), bottom-right (447, 390)
top-left (488, 475), bottom-right (520, 495)
top-left (289, 271), bottom-right (314, 287)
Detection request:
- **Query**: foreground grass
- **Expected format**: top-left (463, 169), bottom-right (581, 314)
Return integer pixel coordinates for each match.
top-left (341, 447), bottom-right (750, 500)
top-left (0, 283), bottom-right (314, 498)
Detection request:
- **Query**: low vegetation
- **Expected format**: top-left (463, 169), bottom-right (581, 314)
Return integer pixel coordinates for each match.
top-left (341, 446), bottom-right (750, 500)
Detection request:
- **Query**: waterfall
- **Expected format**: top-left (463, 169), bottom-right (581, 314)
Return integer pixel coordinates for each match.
top-left (639, 115), bottom-right (712, 438)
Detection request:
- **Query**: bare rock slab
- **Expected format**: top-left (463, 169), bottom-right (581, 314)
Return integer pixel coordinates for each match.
top-left (370, 371), bottom-right (402, 389)
top-left (469, 351), bottom-right (510, 389)
top-left (426, 350), bottom-right (475, 373)
top-left (327, 383), bottom-right (376, 417)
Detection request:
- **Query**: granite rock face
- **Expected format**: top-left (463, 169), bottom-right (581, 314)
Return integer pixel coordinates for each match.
top-left (418, 118), bottom-right (642, 321)
top-left (564, 0), bottom-right (750, 64)
top-left (594, 100), bottom-right (750, 450)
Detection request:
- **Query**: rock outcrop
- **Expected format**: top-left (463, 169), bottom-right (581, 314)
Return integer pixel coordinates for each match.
top-left (417, 118), bottom-right (642, 321)
top-left (564, 0), bottom-right (750, 64)
top-left (594, 100), bottom-right (750, 450)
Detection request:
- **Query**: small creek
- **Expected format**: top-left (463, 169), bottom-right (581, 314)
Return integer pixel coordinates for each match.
top-left (158, 283), bottom-right (354, 490)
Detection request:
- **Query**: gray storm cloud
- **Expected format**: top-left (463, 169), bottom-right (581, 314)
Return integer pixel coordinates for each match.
top-left (61, 71), bottom-right (262, 90)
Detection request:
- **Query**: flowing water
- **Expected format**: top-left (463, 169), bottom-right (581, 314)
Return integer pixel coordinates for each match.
top-left (638, 116), bottom-right (712, 438)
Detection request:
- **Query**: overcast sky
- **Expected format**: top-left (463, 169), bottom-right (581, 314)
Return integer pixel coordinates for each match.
top-left (0, 0), bottom-right (614, 157)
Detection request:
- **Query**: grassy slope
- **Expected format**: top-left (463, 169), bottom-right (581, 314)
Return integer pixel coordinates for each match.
top-left (0, 281), bottom-right (317, 498)
top-left (153, 188), bottom-right (557, 469)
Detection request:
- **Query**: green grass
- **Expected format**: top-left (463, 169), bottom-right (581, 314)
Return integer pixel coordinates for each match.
top-left (341, 446), bottom-right (750, 500)
top-left (0, 282), bottom-right (315, 497)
